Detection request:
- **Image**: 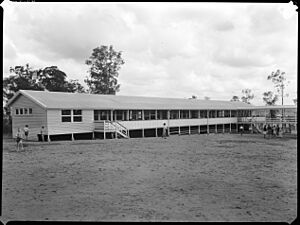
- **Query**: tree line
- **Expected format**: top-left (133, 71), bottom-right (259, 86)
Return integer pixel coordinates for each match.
top-left (3, 45), bottom-right (124, 105)
top-left (230, 69), bottom-right (296, 106)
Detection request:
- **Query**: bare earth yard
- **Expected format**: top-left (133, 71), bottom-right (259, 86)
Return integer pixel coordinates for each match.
top-left (1, 134), bottom-right (297, 222)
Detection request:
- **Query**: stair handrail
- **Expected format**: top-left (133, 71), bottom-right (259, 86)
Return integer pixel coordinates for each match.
top-left (107, 120), bottom-right (129, 138)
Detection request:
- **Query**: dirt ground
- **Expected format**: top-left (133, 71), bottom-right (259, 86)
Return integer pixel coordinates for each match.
top-left (1, 133), bottom-right (297, 222)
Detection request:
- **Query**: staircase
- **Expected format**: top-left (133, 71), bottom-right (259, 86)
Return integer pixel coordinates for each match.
top-left (110, 121), bottom-right (130, 139)
top-left (252, 123), bottom-right (263, 134)
top-left (94, 120), bottom-right (130, 138)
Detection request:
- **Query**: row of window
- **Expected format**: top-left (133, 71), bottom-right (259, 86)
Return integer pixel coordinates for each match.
top-left (61, 110), bottom-right (82, 122)
top-left (15, 108), bottom-right (33, 115)
top-left (94, 110), bottom-right (239, 121)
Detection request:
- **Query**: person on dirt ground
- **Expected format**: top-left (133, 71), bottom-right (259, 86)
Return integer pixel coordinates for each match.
top-left (267, 124), bottom-right (272, 139)
top-left (263, 124), bottom-right (267, 139)
top-left (162, 123), bottom-right (167, 139)
top-left (16, 128), bottom-right (24, 152)
top-left (273, 125), bottom-right (277, 137)
top-left (23, 125), bottom-right (29, 141)
top-left (239, 125), bottom-right (244, 136)
top-left (276, 124), bottom-right (280, 137)
top-left (40, 126), bottom-right (45, 142)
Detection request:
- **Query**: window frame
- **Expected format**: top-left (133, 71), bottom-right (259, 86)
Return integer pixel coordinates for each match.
top-left (73, 109), bottom-right (82, 122)
top-left (61, 109), bottom-right (72, 123)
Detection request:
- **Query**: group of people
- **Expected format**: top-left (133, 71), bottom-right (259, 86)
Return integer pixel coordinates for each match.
top-left (240, 124), bottom-right (282, 139)
top-left (15, 125), bottom-right (46, 151)
top-left (263, 124), bottom-right (282, 139)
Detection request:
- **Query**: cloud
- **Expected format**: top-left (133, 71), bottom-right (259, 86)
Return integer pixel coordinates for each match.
top-left (3, 2), bottom-right (298, 106)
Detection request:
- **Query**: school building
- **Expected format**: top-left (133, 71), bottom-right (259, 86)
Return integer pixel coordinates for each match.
top-left (6, 90), bottom-right (297, 141)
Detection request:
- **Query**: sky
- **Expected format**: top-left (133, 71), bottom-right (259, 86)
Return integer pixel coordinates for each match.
top-left (2, 1), bottom-right (298, 106)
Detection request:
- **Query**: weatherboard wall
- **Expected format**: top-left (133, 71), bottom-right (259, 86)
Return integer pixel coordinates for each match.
top-left (46, 109), bottom-right (95, 135)
top-left (10, 94), bottom-right (47, 140)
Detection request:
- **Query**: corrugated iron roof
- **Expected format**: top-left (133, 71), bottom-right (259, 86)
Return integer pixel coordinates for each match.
top-left (8, 90), bottom-right (258, 110)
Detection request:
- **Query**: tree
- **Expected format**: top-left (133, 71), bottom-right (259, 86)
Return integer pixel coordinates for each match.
top-left (37, 66), bottom-right (85, 92)
top-left (262, 91), bottom-right (278, 106)
top-left (241, 89), bottom-right (254, 104)
top-left (65, 79), bottom-right (86, 93)
top-left (267, 69), bottom-right (289, 106)
top-left (230, 96), bottom-right (240, 102)
top-left (3, 64), bottom-right (43, 103)
top-left (3, 64), bottom-right (86, 104)
top-left (293, 98), bottom-right (297, 105)
top-left (189, 95), bottom-right (197, 99)
top-left (85, 45), bottom-right (125, 94)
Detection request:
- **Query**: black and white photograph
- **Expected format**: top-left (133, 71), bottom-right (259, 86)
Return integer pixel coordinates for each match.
top-left (1, 1), bottom-right (298, 223)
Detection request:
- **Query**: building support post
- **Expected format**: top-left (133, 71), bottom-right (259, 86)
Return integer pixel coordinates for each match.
top-left (167, 110), bottom-right (170, 136)
top-left (47, 135), bottom-right (51, 142)
top-left (71, 133), bottom-right (74, 141)
top-left (127, 110), bottom-right (129, 121)
top-left (104, 121), bottom-right (106, 140)
top-left (230, 123), bottom-right (231, 133)
top-left (215, 124), bottom-right (217, 134)
top-left (110, 110), bottom-right (113, 121)
top-left (198, 125), bottom-right (200, 134)
top-left (189, 126), bottom-right (191, 135)
top-left (179, 126), bottom-right (181, 135)
top-left (142, 128), bottom-right (144, 138)
top-left (92, 132), bottom-right (95, 140)
top-left (207, 110), bottom-right (209, 135)
top-left (223, 124), bottom-right (225, 134)
top-left (155, 127), bottom-right (158, 137)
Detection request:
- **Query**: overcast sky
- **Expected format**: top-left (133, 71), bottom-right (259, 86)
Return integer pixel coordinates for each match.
top-left (2, 1), bottom-right (298, 106)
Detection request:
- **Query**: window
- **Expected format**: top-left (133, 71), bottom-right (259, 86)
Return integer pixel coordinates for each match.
top-left (62, 110), bottom-right (71, 122)
top-left (73, 110), bottom-right (82, 122)
top-left (94, 110), bottom-right (99, 121)
top-left (180, 110), bottom-right (189, 119)
top-left (115, 110), bottom-right (126, 121)
top-left (231, 110), bottom-right (237, 117)
top-left (170, 110), bottom-right (179, 119)
top-left (224, 110), bottom-right (230, 117)
top-left (209, 110), bottom-right (216, 118)
top-left (144, 110), bottom-right (156, 120)
top-left (191, 110), bottom-right (198, 119)
top-left (130, 110), bottom-right (142, 120)
top-left (15, 108), bottom-right (32, 116)
top-left (200, 110), bottom-right (207, 118)
top-left (216, 110), bottom-right (223, 118)
top-left (157, 110), bottom-right (168, 120)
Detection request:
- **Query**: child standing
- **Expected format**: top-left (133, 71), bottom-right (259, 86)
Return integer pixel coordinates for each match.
top-left (16, 128), bottom-right (24, 152)
top-left (23, 125), bottom-right (29, 141)
top-left (239, 125), bottom-right (244, 136)
top-left (263, 124), bottom-right (267, 139)
top-left (162, 123), bottom-right (167, 139)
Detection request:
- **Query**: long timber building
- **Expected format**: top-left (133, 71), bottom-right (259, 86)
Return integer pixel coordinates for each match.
top-left (6, 90), bottom-right (297, 141)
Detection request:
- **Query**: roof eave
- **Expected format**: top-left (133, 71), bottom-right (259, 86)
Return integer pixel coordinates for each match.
top-left (6, 90), bottom-right (48, 109)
